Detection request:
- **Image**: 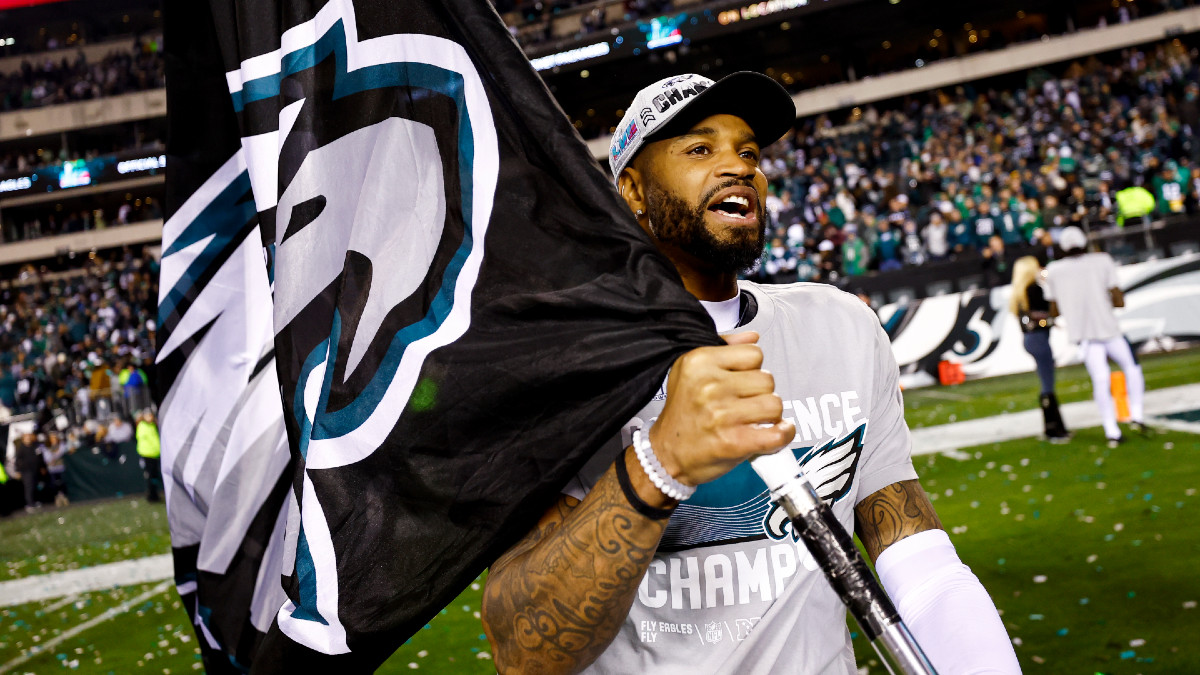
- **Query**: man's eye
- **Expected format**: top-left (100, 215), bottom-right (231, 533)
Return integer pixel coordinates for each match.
top-left (741, 151), bottom-right (759, 161)
top-left (688, 146), bottom-right (709, 155)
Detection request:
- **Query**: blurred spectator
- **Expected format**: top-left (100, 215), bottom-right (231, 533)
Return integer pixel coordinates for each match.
top-left (841, 224), bottom-right (868, 277)
top-left (1152, 160), bottom-right (1189, 214)
top-left (872, 220), bottom-right (903, 272)
top-left (39, 431), bottom-right (69, 506)
top-left (900, 220), bottom-right (927, 267)
top-left (107, 415), bottom-right (133, 443)
top-left (0, 38), bottom-right (164, 112)
top-left (13, 429), bottom-right (39, 512)
top-left (981, 235), bottom-right (1013, 287)
top-left (1031, 228), bottom-right (1063, 266)
top-left (136, 409), bottom-right (161, 502)
top-left (923, 211), bottom-right (950, 261)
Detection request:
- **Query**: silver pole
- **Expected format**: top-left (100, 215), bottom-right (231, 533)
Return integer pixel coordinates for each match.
top-left (752, 453), bottom-right (938, 675)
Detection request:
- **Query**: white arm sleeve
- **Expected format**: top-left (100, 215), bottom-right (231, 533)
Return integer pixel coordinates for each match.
top-left (874, 529), bottom-right (1022, 675)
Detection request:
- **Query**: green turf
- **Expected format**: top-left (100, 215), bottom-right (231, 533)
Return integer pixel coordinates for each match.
top-left (904, 347), bottom-right (1200, 428)
top-left (378, 577), bottom-right (495, 674)
top-left (0, 582), bottom-right (200, 673)
top-left (0, 498), bottom-right (170, 581)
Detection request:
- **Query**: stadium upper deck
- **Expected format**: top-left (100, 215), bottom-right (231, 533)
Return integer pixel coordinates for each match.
top-left (0, 0), bottom-right (1197, 280)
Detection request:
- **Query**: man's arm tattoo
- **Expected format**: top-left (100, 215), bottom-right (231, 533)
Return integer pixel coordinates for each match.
top-left (855, 479), bottom-right (943, 562)
top-left (482, 456), bottom-right (668, 674)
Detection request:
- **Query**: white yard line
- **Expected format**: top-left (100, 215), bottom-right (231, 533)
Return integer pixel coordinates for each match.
top-left (0, 553), bottom-right (173, 607)
top-left (910, 382), bottom-right (1200, 455)
top-left (37, 593), bottom-right (80, 613)
top-left (0, 579), bottom-right (173, 674)
top-left (906, 388), bottom-right (973, 402)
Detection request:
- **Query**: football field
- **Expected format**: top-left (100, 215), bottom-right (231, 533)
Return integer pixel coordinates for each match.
top-left (3, 348), bottom-right (1199, 674)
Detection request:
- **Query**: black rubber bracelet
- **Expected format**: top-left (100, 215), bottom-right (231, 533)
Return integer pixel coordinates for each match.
top-left (615, 448), bottom-right (675, 520)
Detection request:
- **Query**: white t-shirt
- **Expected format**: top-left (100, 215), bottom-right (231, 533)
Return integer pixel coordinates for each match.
top-left (563, 281), bottom-right (918, 675)
top-left (1043, 252), bottom-right (1122, 343)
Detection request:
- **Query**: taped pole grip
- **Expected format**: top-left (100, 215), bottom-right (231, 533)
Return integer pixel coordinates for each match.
top-left (752, 451), bottom-right (937, 675)
top-left (783, 484), bottom-right (897, 639)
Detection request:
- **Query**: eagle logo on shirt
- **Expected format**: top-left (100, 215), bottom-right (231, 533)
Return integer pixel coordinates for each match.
top-left (763, 424), bottom-right (867, 541)
top-left (658, 423), bottom-right (867, 551)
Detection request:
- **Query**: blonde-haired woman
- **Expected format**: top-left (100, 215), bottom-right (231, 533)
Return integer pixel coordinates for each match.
top-left (1011, 256), bottom-right (1070, 442)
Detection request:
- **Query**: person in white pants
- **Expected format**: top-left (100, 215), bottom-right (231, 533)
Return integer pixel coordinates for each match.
top-left (1043, 226), bottom-right (1146, 447)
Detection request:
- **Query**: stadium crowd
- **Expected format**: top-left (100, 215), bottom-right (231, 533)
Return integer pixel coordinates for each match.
top-left (748, 40), bottom-right (1200, 284)
top-left (0, 250), bottom-right (158, 421)
top-left (0, 36), bottom-right (164, 111)
top-left (0, 251), bottom-right (161, 513)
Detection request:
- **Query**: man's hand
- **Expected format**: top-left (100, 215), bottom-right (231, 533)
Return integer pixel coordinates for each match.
top-left (649, 331), bottom-right (795, 487)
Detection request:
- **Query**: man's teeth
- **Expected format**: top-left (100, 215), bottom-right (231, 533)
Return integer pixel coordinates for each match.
top-left (715, 195), bottom-right (751, 218)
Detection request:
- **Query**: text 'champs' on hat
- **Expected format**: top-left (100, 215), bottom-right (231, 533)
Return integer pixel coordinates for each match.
top-left (608, 72), bottom-right (797, 184)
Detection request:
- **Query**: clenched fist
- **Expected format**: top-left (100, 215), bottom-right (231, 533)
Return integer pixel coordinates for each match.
top-left (648, 331), bottom-right (795, 488)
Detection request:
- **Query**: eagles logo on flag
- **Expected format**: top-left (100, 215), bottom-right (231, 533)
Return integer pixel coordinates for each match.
top-left (164, 0), bottom-right (722, 670)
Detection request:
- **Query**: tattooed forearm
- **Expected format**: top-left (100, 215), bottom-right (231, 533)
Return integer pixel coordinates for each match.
top-left (482, 448), bottom-right (670, 675)
top-left (855, 479), bottom-right (943, 562)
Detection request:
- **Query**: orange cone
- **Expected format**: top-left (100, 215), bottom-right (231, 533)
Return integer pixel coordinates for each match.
top-left (1111, 371), bottom-right (1131, 422)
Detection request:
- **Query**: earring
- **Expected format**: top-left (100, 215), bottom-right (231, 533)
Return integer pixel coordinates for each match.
top-left (636, 209), bottom-right (645, 217)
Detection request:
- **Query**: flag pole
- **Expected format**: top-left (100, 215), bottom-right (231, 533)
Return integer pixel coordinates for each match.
top-left (751, 452), bottom-right (938, 675)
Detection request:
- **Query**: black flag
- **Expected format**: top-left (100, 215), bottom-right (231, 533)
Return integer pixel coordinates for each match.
top-left (165, 0), bottom-right (722, 669)
top-left (157, 0), bottom-right (291, 672)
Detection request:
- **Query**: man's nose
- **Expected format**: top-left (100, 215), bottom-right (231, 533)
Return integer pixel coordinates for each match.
top-left (714, 148), bottom-right (756, 180)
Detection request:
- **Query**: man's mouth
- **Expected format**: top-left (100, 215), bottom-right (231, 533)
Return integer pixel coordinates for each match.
top-left (706, 186), bottom-right (759, 223)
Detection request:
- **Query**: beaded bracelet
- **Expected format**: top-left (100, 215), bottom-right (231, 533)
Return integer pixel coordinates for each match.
top-left (632, 428), bottom-right (696, 501)
top-left (614, 448), bottom-right (675, 520)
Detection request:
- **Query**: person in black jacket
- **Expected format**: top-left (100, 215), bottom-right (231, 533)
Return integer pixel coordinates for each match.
top-left (1010, 256), bottom-right (1070, 442)
top-left (12, 428), bottom-right (42, 511)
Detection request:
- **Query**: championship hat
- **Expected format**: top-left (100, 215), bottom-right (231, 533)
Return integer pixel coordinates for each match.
top-left (1059, 225), bottom-right (1088, 251)
top-left (608, 72), bottom-right (796, 184)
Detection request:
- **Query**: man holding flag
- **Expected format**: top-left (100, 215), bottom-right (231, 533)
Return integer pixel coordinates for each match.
top-left (482, 73), bottom-right (1022, 675)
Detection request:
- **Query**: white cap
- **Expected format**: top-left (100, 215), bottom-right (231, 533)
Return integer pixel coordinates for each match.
top-left (608, 71), bottom-right (796, 184)
top-left (1060, 225), bottom-right (1088, 251)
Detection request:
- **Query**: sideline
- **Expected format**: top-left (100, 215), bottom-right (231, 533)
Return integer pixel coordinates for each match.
top-left (0, 579), bottom-right (174, 674)
top-left (910, 382), bottom-right (1200, 455)
top-left (0, 553), bottom-right (173, 608)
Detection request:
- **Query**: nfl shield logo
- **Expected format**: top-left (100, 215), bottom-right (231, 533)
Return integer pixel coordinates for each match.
top-left (704, 621), bottom-right (723, 645)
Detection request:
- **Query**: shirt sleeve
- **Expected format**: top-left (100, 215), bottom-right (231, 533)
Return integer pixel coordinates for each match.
top-left (856, 312), bottom-right (919, 503)
top-left (1105, 254), bottom-right (1119, 289)
top-left (1041, 267), bottom-right (1056, 301)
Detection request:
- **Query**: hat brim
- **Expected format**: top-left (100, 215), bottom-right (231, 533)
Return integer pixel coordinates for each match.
top-left (643, 71), bottom-right (795, 151)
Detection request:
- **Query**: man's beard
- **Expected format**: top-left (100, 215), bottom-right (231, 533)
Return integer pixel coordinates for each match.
top-left (644, 180), bottom-right (767, 274)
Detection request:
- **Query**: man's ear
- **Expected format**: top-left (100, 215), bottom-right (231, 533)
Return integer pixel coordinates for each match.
top-left (617, 166), bottom-right (647, 220)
